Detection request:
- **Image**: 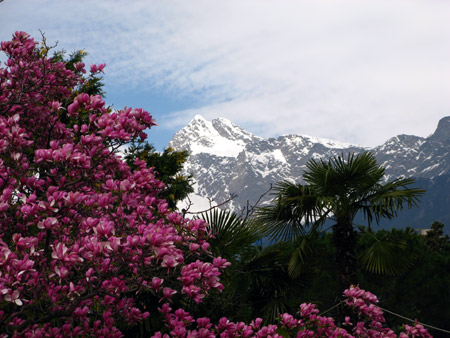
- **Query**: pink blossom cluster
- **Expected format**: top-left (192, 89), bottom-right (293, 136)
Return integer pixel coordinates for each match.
top-left (344, 285), bottom-right (384, 322)
top-left (0, 32), bottom-right (433, 338)
top-left (400, 323), bottom-right (432, 338)
top-left (179, 258), bottom-right (230, 303)
top-left (157, 303), bottom-right (281, 338)
top-left (151, 285), bottom-right (432, 338)
top-left (342, 286), bottom-right (432, 338)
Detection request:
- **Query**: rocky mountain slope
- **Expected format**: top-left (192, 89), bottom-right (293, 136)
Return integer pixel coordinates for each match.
top-left (170, 115), bottom-right (450, 227)
top-left (373, 116), bottom-right (450, 180)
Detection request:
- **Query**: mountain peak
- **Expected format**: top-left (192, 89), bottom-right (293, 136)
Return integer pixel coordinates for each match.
top-left (193, 114), bottom-right (207, 122)
top-left (170, 116), bottom-right (260, 157)
top-left (428, 116), bottom-right (450, 142)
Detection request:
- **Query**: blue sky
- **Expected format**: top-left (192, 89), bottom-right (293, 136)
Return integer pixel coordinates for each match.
top-left (1, 0), bottom-right (449, 151)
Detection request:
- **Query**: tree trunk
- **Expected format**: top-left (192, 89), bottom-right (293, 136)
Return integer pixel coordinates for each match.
top-left (333, 218), bottom-right (357, 292)
top-left (332, 218), bottom-right (358, 324)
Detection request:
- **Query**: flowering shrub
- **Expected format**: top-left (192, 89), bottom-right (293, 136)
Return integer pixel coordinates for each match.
top-left (0, 31), bottom-right (224, 337)
top-left (0, 32), bottom-right (432, 338)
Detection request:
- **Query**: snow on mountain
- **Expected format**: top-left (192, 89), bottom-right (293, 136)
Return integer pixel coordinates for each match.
top-left (373, 116), bottom-right (450, 180)
top-left (169, 115), bottom-right (450, 212)
top-left (171, 115), bottom-right (262, 157)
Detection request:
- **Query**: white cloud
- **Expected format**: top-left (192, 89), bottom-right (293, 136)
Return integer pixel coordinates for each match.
top-left (1, 0), bottom-right (449, 146)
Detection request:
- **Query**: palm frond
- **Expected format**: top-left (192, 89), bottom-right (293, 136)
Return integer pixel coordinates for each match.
top-left (255, 181), bottom-right (326, 241)
top-left (287, 235), bottom-right (321, 278)
top-left (360, 177), bottom-right (425, 224)
top-left (231, 242), bottom-right (309, 323)
top-left (358, 229), bottom-right (416, 275)
top-left (198, 209), bottom-right (260, 258)
top-left (304, 152), bottom-right (385, 198)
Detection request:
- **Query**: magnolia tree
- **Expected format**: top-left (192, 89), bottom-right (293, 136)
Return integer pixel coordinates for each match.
top-left (0, 32), bottom-right (432, 338)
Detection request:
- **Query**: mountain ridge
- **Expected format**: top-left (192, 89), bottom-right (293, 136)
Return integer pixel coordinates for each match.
top-left (170, 115), bottom-right (450, 227)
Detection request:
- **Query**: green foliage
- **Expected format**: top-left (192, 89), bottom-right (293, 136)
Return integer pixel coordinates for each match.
top-left (234, 243), bottom-right (309, 322)
top-left (301, 152), bottom-right (424, 224)
top-left (194, 209), bottom-right (314, 324)
top-left (424, 221), bottom-right (450, 252)
top-left (125, 141), bottom-right (194, 209)
top-left (183, 210), bottom-right (448, 334)
top-left (357, 227), bottom-right (416, 275)
top-left (273, 225), bottom-right (450, 335)
top-left (287, 233), bottom-right (323, 278)
top-left (356, 225), bottom-right (450, 336)
top-left (199, 208), bottom-right (260, 259)
top-left (257, 182), bottom-right (324, 241)
top-left (51, 48), bottom-right (106, 97)
top-left (39, 40), bottom-right (109, 133)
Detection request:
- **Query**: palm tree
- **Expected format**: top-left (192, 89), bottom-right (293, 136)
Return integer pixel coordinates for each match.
top-left (256, 152), bottom-right (424, 291)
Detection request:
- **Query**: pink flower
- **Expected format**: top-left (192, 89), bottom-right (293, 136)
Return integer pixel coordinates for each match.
top-left (54, 265), bottom-right (69, 279)
top-left (163, 287), bottom-right (177, 299)
top-left (37, 217), bottom-right (58, 230)
top-left (90, 63), bottom-right (106, 73)
top-left (151, 277), bottom-right (164, 292)
top-left (74, 62), bottom-right (86, 73)
top-left (5, 290), bottom-right (23, 306)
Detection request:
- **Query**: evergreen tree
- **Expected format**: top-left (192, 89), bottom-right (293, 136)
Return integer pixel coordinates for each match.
top-left (125, 141), bottom-right (194, 210)
top-left (424, 221), bottom-right (449, 252)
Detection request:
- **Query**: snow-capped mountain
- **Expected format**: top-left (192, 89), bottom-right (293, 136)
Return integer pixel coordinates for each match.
top-left (170, 115), bottom-right (450, 216)
top-left (373, 116), bottom-right (450, 180)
